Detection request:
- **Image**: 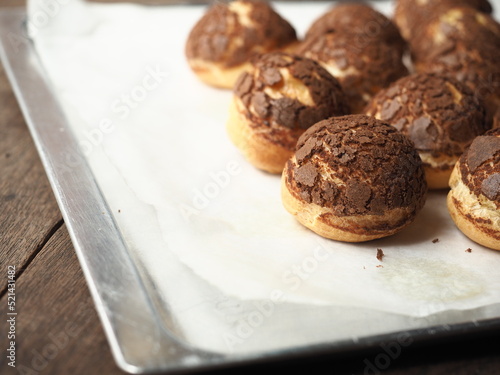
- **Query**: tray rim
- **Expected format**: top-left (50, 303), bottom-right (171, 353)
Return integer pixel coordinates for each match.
top-left (0, 7), bottom-right (220, 374)
top-left (2, 5), bottom-right (500, 374)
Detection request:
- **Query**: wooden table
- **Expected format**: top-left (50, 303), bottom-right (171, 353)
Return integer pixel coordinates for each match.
top-left (1, 1), bottom-right (500, 374)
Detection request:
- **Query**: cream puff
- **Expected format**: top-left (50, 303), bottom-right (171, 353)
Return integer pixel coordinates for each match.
top-left (365, 73), bottom-right (489, 189)
top-left (227, 52), bottom-right (349, 174)
top-left (448, 128), bottom-right (500, 250)
top-left (296, 32), bottom-right (408, 114)
top-left (305, 3), bottom-right (406, 55)
top-left (394, 0), bottom-right (493, 41)
top-left (185, 0), bottom-right (297, 89)
top-left (281, 115), bottom-right (427, 242)
top-left (411, 7), bottom-right (500, 122)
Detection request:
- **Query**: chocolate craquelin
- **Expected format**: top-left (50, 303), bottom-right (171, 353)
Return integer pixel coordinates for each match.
top-left (460, 129), bottom-right (500, 207)
top-left (296, 32), bottom-right (408, 113)
top-left (227, 52), bottom-right (349, 174)
top-left (448, 128), bottom-right (500, 250)
top-left (411, 6), bottom-right (500, 59)
top-left (234, 52), bottom-right (349, 150)
top-left (286, 115), bottom-right (426, 216)
top-left (411, 7), bottom-right (500, 120)
top-left (305, 3), bottom-right (406, 55)
top-left (365, 73), bottom-right (489, 189)
top-left (394, 0), bottom-right (493, 40)
top-left (186, 0), bottom-right (296, 68)
top-left (185, 0), bottom-right (297, 88)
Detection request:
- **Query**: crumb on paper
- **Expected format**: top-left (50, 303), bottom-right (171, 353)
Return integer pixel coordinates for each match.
top-left (432, 238), bottom-right (439, 243)
top-left (118, 209), bottom-right (121, 213)
top-left (376, 248), bottom-right (384, 261)
top-left (466, 248), bottom-right (472, 253)
top-left (376, 265), bottom-right (384, 268)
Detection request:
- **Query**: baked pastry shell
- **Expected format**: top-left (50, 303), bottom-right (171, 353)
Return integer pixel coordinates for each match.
top-left (227, 97), bottom-right (297, 174)
top-left (281, 157), bottom-right (423, 242)
top-left (447, 163), bottom-right (500, 250)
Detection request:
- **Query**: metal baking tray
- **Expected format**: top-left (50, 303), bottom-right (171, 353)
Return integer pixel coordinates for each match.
top-left (1, 4), bottom-right (500, 374)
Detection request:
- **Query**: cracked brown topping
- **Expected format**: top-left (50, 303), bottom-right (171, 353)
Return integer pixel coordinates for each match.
top-left (411, 8), bottom-right (500, 110)
top-left (234, 52), bottom-right (350, 150)
top-left (305, 3), bottom-right (406, 54)
top-left (185, 0), bottom-right (297, 68)
top-left (394, 0), bottom-right (493, 40)
top-left (412, 7), bottom-right (500, 59)
top-left (286, 115), bottom-right (427, 216)
top-left (365, 74), bottom-right (488, 158)
top-left (296, 32), bottom-right (408, 113)
top-left (460, 128), bottom-right (500, 207)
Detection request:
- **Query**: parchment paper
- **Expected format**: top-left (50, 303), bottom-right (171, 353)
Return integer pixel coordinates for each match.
top-left (28, 0), bottom-right (500, 354)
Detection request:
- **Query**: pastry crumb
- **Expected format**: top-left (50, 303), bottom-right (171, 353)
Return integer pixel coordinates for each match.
top-left (432, 238), bottom-right (439, 243)
top-left (376, 265), bottom-right (384, 268)
top-left (376, 248), bottom-right (384, 261)
top-left (465, 248), bottom-right (472, 253)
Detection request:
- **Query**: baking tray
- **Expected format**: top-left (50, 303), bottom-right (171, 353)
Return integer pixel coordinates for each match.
top-left (1, 4), bottom-right (500, 374)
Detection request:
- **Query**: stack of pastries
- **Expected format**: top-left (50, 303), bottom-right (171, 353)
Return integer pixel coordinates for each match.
top-left (185, 0), bottom-right (500, 249)
top-left (395, 0), bottom-right (500, 122)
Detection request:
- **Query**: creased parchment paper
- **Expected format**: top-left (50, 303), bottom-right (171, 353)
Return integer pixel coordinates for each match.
top-left (29, 0), bottom-right (500, 354)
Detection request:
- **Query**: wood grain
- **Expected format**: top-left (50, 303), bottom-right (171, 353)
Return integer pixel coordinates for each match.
top-left (0, 225), bottom-right (123, 375)
top-left (0, 0), bottom-right (25, 7)
top-left (0, 63), bottom-right (63, 297)
top-left (0, 45), bottom-right (124, 375)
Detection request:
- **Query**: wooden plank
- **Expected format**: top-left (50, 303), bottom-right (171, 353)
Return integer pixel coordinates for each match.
top-left (0, 63), bottom-right (63, 295)
top-left (0, 225), bottom-right (123, 375)
top-left (0, 1), bottom-right (25, 7)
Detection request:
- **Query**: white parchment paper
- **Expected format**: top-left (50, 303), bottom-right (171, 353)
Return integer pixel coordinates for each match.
top-left (28, 0), bottom-right (500, 354)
